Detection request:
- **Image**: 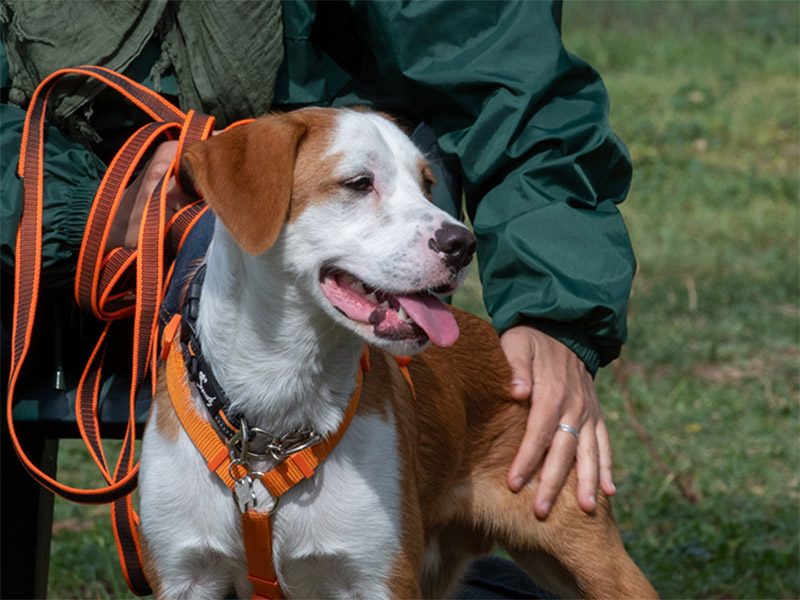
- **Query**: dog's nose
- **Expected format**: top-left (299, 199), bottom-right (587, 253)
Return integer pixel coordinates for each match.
top-left (429, 223), bottom-right (477, 271)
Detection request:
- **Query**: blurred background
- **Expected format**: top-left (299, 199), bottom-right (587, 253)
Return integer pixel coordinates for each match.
top-left (49, 1), bottom-right (799, 598)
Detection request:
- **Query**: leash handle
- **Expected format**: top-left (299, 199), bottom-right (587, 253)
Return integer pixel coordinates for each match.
top-left (7, 66), bottom-right (214, 595)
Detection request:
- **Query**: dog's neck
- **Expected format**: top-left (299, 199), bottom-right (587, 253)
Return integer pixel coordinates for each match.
top-left (193, 229), bottom-right (365, 437)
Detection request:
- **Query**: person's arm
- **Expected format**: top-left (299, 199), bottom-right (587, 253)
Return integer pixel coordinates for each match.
top-left (1, 103), bottom-right (106, 289)
top-left (352, 0), bottom-right (634, 365)
top-left (351, 0), bottom-right (635, 514)
top-left (1, 104), bottom-right (190, 289)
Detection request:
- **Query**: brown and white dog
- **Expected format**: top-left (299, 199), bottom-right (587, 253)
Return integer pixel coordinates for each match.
top-left (139, 108), bottom-right (657, 599)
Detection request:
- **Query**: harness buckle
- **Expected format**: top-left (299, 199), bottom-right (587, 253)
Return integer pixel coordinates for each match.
top-left (227, 422), bottom-right (258, 513)
top-left (226, 419), bottom-right (251, 458)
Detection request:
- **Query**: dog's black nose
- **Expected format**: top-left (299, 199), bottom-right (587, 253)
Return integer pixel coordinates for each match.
top-left (429, 223), bottom-right (477, 271)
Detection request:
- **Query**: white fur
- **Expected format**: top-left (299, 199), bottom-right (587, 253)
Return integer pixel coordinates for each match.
top-left (140, 392), bottom-right (402, 598)
top-left (273, 413), bottom-right (402, 599)
top-left (139, 109), bottom-right (473, 598)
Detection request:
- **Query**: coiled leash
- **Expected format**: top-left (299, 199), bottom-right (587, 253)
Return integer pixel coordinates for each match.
top-left (7, 66), bottom-right (215, 595)
top-left (8, 66), bottom-right (418, 598)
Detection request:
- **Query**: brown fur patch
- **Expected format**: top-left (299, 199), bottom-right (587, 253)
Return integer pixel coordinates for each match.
top-left (375, 307), bottom-right (658, 598)
top-left (286, 109), bottom-right (344, 223)
top-left (420, 161), bottom-right (436, 202)
top-left (183, 112), bottom-right (336, 256)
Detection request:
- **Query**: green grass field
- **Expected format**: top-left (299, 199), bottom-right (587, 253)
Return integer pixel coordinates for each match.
top-left (563, 3), bottom-right (799, 598)
top-left (47, 2), bottom-right (798, 598)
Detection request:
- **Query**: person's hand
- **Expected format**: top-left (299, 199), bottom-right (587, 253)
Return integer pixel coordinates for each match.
top-left (500, 325), bottom-right (616, 518)
top-left (106, 140), bottom-right (195, 251)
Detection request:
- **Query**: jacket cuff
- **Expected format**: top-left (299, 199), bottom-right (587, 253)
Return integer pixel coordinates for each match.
top-left (517, 317), bottom-right (601, 377)
top-left (61, 179), bottom-right (98, 255)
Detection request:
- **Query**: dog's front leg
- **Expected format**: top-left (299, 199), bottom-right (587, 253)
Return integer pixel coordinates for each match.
top-left (270, 411), bottom-right (417, 599)
top-left (140, 396), bottom-right (245, 598)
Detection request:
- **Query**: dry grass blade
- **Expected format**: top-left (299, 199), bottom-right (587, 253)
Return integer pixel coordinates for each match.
top-left (612, 356), bottom-right (702, 504)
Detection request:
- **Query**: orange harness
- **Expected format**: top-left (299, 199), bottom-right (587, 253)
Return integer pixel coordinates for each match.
top-left (162, 321), bottom-right (369, 599)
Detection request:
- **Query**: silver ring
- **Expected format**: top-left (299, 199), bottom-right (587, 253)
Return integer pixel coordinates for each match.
top-left (556, 424), bottom-right (579, 439)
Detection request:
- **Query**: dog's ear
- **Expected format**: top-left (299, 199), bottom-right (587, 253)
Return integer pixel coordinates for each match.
top-left (182, 116), bottom-right (307, 255)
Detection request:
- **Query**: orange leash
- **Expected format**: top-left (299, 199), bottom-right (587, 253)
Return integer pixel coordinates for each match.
top-left (7, 66), bottom-right (216, 595)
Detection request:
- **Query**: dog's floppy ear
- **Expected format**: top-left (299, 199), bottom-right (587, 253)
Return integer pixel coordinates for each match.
top-left (182, 116), bottom-right (307, 255)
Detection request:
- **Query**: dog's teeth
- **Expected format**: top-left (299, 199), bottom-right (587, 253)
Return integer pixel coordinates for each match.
top-left (397, 306), bottom-right (410, 321)
top-left (351, 280), bottom-right (366, 294)
top-left (365, 291), bottom-right (378, 303)
top-left (381, 300), bottom-right (390, 308)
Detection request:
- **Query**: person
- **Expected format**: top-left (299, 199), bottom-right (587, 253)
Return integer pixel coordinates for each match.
top-left (1, 0), bottom-right (633, 551)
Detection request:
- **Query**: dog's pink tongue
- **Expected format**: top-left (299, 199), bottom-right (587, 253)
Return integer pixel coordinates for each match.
top-left (397, 293), bottom-right (459, 346)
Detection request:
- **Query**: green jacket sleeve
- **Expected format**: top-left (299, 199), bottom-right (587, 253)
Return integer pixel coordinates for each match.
top-left (1, 103), bottom-right (105, 289)
top-left (351, 0), bottom-right (635, 373)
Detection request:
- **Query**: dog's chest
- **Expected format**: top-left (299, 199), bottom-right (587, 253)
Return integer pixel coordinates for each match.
top-left (266, 411), bottom-right (404, 597)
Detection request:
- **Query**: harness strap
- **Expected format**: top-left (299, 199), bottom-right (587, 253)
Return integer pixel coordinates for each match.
top-left (164, 330), bottom-right (369, 600)
top-left (242, 511), bottom-right (283, 600)
top-left (7, 66), bottom-right (217, 596)
top-left (166, 339), bottom-right (239, 488)
top-left (166, 335), bottom-right (367, 495)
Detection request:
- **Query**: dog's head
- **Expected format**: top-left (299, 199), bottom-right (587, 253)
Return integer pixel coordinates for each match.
top-left (183, 108), bottom-right (475, 355)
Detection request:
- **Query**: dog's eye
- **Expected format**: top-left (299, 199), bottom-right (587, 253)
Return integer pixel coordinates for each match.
top-left (343, 175), bottom-right (374, 194)
top-left (421, 166), bottom-right (436, 201)
top-left (422, 178), bottom-right (434, 198)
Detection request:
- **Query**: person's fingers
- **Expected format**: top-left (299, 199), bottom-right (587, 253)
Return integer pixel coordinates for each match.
top-left (107, 169), bottom-right (145, 250)
top-left (112, 141), bottom-right (192, 249)
top-left (500, 325), bottom-right (616, 518)
top-left (500, 329), bottom-right (534, 401)
top-left (596, 418), bottom-right (616, 497)
top-left (574, 423), bottom-right (600, 513)
top-left (141, 142), bottom-right (182, 203)
top-left (507, 399), bottom-right (559, 492)
top-left (533, 426), bottom-right (579, 518)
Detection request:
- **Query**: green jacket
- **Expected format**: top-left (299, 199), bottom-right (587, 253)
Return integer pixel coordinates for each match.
top-left (1, 1), bottom-right (635, 373)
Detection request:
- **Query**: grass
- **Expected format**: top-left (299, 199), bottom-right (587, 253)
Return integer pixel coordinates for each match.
top-left (561, 2), bottom-right (799, 598)
top-left (49, 440), bottom-right (137, 600)
top-left (47, 2), bottom-right (798, 598)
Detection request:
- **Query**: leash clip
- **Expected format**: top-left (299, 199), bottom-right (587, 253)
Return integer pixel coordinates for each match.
top-left (227, 419), bottom-right (251, 460)
top-left (228, 422), bottom-right (258, 513)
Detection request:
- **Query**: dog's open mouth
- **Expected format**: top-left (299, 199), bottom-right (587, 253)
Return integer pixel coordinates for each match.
top-left (320, 271), bottom-right (459, 347)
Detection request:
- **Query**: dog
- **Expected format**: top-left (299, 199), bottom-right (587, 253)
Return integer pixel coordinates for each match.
top-left (138, 107), bottom-right (658, 599)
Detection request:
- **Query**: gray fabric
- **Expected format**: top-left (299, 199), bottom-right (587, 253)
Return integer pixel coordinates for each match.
top-left (154, 0), bottom-right (283, 127)
top-left (1, 0), bottom-right (167, 141)
top-left (1, 0), bottom-right (284, 136)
